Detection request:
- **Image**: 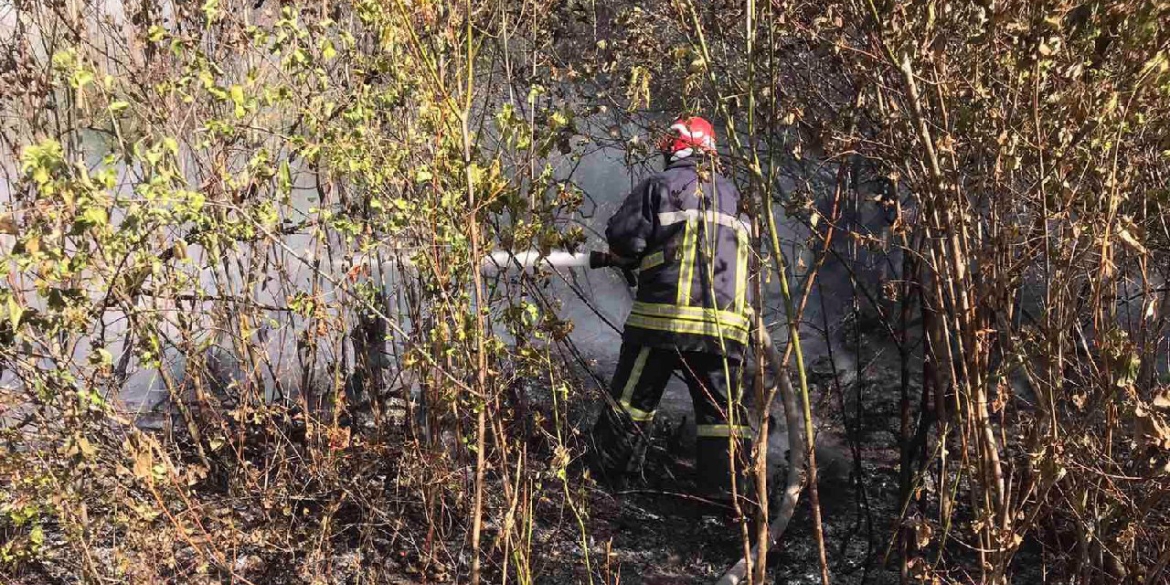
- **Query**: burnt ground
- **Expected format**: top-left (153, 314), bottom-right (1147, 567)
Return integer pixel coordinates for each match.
top-left (7, 315), bottom-right (1053, 585)
top-left (10, 303), bottom-right (1051, 585)
top-left (530, 299), bottom-right (1059, 585)
top-left (531, 311), bottom-right (917, 585)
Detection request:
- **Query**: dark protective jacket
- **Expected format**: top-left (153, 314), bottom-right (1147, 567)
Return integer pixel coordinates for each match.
top-left (606, 157), bottom-right (752, 358)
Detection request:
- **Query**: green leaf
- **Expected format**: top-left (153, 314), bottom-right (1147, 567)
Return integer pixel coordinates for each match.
top-left (91, 348), bottom-right (113, 366)
top-left (51, 49), bottom-right (76, 70)
top-left (549, 111), bottom-right (568, 129)
top-left (201, 0), bottom-right (220, 21)
top-left (82, 206), bottom-right (108, 227)
top-left (72, 69), bottom-right (94, 88)
top-left (278, 160), bottom-right (292, 194)
top-left (7, 296), bottom-right (23, 329)
top-left (108, 100), bottom-right (129, 113)
top-left (468, 163), bottom-right (486, 186)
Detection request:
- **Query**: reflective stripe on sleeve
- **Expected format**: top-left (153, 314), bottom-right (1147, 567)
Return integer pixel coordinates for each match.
top-left (639, 251), bottom-right (665, 270)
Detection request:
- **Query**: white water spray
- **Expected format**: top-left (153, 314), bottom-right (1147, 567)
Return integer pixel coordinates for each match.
top-left (483, 249), bottom-right (592, 271)
top-left (391, 249), bottom-right (595, 272)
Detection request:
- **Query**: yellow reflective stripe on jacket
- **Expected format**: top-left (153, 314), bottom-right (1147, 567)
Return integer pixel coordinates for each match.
top-left (734, 229), bottom-right (749, 314)
top-left (640, 251), bottom-right (665, 270)
top-left (658, 209), bottom-right (751, 236)
top-left (676, 217), bottom-right (698, 305)
top-left (625, 312), bottom-right (750, 345)
top-left (696, 424), bottom-right (753, 438)
top-left (630, 301), bottom-right (751, 332)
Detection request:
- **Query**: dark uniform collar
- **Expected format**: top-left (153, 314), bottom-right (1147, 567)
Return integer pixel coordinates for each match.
top-left (665, 156), bottom-right (700, 171)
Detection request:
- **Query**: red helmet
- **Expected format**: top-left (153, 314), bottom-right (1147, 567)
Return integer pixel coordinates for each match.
top-left (657, 116), bottom-right (716, 155)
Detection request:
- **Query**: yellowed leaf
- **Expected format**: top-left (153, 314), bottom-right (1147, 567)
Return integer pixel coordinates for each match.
top-left (76, 435), bottom-right (96, 458)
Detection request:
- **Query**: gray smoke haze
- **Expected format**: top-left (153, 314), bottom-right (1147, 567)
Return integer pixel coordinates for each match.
top-left (0, 95), bottom-right (905, 461)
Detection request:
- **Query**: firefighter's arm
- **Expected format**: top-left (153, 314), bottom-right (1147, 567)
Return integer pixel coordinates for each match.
top-left (604, 178), bottom-right (659, 259)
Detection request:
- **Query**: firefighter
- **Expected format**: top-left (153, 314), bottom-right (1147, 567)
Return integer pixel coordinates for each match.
top-left (590, 116), bottom-right (753, 501)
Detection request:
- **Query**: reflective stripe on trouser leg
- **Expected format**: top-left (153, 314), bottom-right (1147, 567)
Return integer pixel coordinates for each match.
top-left (680, 352), bottom-right (752, 493)
top-left (614, 346), bottom-right (677, 423)
top-left (589, 345), bottom-right (676, 480)
top-left (696, 424), bottom-right (753, 438)
top-left (618, 347), bottom-right (653, 421)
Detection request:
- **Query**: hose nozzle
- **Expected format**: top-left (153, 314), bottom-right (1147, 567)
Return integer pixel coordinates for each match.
top-left (588, 251), bottom-right (638, 287)
top-left (588, 250), bottom-right (635, 269)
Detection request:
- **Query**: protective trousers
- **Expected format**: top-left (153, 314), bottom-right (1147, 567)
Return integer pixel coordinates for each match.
top-left (589, 343), bottom-right (752, 495)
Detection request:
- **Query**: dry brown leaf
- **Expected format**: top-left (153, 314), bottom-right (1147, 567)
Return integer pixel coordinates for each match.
top-left (1152, 389), bottom-right (1170, 410)
top-left (1134, 395), bottom-right (1170, 450)
top-left (133, 443), bottom-right (154, 481)
top-left (1116, 226), bottom-right (1148, 255)
top-left (0, 213), bottom-right (16, 235)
